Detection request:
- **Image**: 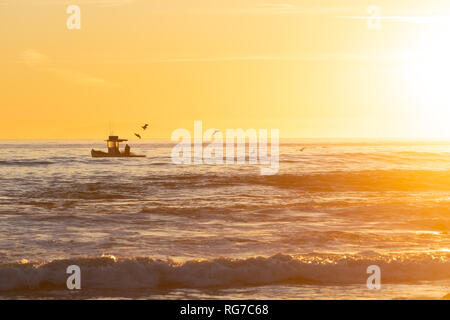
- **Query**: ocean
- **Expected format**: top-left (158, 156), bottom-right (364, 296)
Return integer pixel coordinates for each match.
top-left (0, 140), bottom-right (449, 299)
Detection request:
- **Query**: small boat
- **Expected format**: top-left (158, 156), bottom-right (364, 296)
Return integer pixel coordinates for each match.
top-left (91, 136), bottom-right (146, 158)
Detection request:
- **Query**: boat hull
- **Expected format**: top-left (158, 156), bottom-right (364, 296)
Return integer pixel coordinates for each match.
top-left (91, 149), bottom-right (146, 158)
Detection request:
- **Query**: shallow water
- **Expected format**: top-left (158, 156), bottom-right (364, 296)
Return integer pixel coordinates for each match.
top-left (0, 140), bottom-right (449, 299)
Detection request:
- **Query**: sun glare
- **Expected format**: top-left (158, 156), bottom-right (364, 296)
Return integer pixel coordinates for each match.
top-left (401, 22), bottom-right (450, 138)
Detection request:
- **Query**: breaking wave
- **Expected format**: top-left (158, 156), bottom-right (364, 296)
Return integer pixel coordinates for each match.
top-left (1, 253), bottom-right (449, 293)
top-left (0, 160), bottom-right (55, 166)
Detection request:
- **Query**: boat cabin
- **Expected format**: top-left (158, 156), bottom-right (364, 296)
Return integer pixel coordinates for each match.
top-left (106, 136), bottom-right (127, 155)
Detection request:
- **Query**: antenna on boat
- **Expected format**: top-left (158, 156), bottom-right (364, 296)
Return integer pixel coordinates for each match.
top-left (109, 121), bottom-right (114, 135)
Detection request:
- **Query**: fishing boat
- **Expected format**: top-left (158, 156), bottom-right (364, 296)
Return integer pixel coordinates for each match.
top-left (91, 136), bottom-right (146, 158)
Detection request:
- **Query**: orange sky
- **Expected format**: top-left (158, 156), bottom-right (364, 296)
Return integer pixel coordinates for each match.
top-left (1, 0), bottom-right (450, 139)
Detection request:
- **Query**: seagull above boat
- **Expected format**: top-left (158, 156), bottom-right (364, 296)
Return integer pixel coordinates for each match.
top-left (135, 133), bottom-right (142, 139)
top-left (142, 123), bottom-right (149, 130)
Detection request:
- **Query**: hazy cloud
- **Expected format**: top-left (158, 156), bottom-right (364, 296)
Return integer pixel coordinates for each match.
top-left (21, 49), bottom-right (118, 87)
top-left (135, 53), bottom-right (406, 64)
top-left (339, 15), bottom-right (450, 24)
top-left (189, 3), bottom-right (356, 16)
top-left (0, 0), bottom-right (136, 7)
top-left (22, 49), bottom-right (50, 66)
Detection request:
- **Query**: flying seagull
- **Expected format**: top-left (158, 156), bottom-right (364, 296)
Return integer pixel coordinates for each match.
top-left (212, 130), bottom-right (220, 136)
top-left (142, 123), bottom-right (149, 130)
top-left (299, 147), bottom-right (306, 152)
top-left (134, 133), bottom-right (142, 139)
